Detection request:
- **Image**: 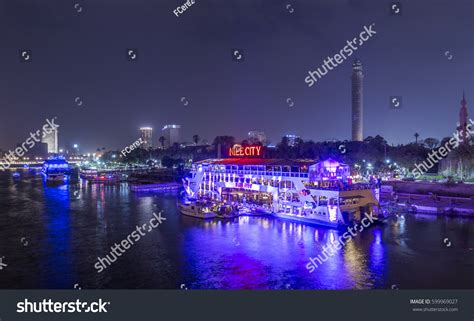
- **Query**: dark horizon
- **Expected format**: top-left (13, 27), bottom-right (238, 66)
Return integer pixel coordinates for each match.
top-left (0, 0), bottom-right (472, 152)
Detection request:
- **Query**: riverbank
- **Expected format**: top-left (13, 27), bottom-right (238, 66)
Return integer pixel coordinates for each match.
top-left (381, 192), bottom-right (474, 217)
top-left (384, 180), bottom-right (474, 198)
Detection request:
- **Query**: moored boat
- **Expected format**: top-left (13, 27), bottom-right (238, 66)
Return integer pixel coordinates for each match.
top-left (182, 152), bottom-right (384, 228)
top-left (42, 156), bottom-right (70, 183)
top-left (177, 200), bottom-right (217, 219)
top-left (131, 181), bottom-right (181, 192)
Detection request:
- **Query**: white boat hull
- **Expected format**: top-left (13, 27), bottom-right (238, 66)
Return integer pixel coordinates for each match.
top-left (272, 212), bottom-right (344, 229)
top-left (177, 203), bottom-right (217, 219)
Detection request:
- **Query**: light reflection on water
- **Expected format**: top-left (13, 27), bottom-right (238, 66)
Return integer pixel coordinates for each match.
top-left (0, 171), bottom-right (473, 289)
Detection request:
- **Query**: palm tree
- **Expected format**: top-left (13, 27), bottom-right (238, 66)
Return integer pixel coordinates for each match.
top-left (159, 136), bottom-right (166, 149)
top-left (192, 134), bottom-right (200, 145)
top-left (414, 133), bottom-right (420, 145)
top-left (423, 138), bottom-right (440, 149)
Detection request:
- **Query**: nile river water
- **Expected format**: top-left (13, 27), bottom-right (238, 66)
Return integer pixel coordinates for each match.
top-left (0, 170), bottom-right (473, 289)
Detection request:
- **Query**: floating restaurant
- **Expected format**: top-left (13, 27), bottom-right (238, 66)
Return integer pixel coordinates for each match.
top-left (180, 145), bottom-right (383, 228)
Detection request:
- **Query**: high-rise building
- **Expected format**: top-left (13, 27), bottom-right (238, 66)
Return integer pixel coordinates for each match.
top-left (140, 127), bottom-right (153, 149)
top-left (162, 124), bottom-right (181, 148)
top-left (457, 92), bottom-right (469, 144)
top-left (351, 59), bottom-right (364, 141)
top-left (42, 127), bottom-right (58, 153)
top-left (248, 131), bottom-right (267, 144)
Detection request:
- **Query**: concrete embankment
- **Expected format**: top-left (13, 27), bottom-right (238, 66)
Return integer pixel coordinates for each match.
top-left (384, 180), bottom-right (474, 198)
top-left (381, 190), bottom-right (474, 217)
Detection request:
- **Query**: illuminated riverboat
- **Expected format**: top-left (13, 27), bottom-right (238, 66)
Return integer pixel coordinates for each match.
top-left (42, 156), bottom-right (71, 182)
top-left (181, 146), bottom-right (383, 228)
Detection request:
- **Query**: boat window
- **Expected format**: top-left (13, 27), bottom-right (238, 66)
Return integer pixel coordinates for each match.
top-left (274, 166), bottom-right (281, 172)
top-left (319, 196), bottom-right (328, 206)
top-left (291, 166), bottom-right (299, 173)
top-left (266, 166), bottom-right (273, 173)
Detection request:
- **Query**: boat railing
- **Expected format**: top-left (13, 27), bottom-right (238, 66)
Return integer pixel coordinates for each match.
top-left (307, 183), bottom-right (377, 192)
top-left (205, 169), bottom-right (309, 178)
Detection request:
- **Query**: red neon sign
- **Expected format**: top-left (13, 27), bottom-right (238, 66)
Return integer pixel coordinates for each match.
top-left (229, 144), bottom-right (262, 157)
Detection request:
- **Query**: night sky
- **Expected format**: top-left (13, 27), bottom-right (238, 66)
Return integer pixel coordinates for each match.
top-left (0, 0), bottom-right (472, 152)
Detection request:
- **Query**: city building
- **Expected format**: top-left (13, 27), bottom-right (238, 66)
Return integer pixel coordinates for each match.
top-left (351, 59), bottom-right (364, 142)
top-left (457, 92), bottom-right (470, 144)
top-left (248, 131), bottom-right (267, 144)
top-left (439, 92), bottom-right (473, 179)
top-left (42, 127), bottom-right (58, 154)
top-left (140, 127), bottom-right (153, 149)
top-left (161, 124), bottom-right (181, 148)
